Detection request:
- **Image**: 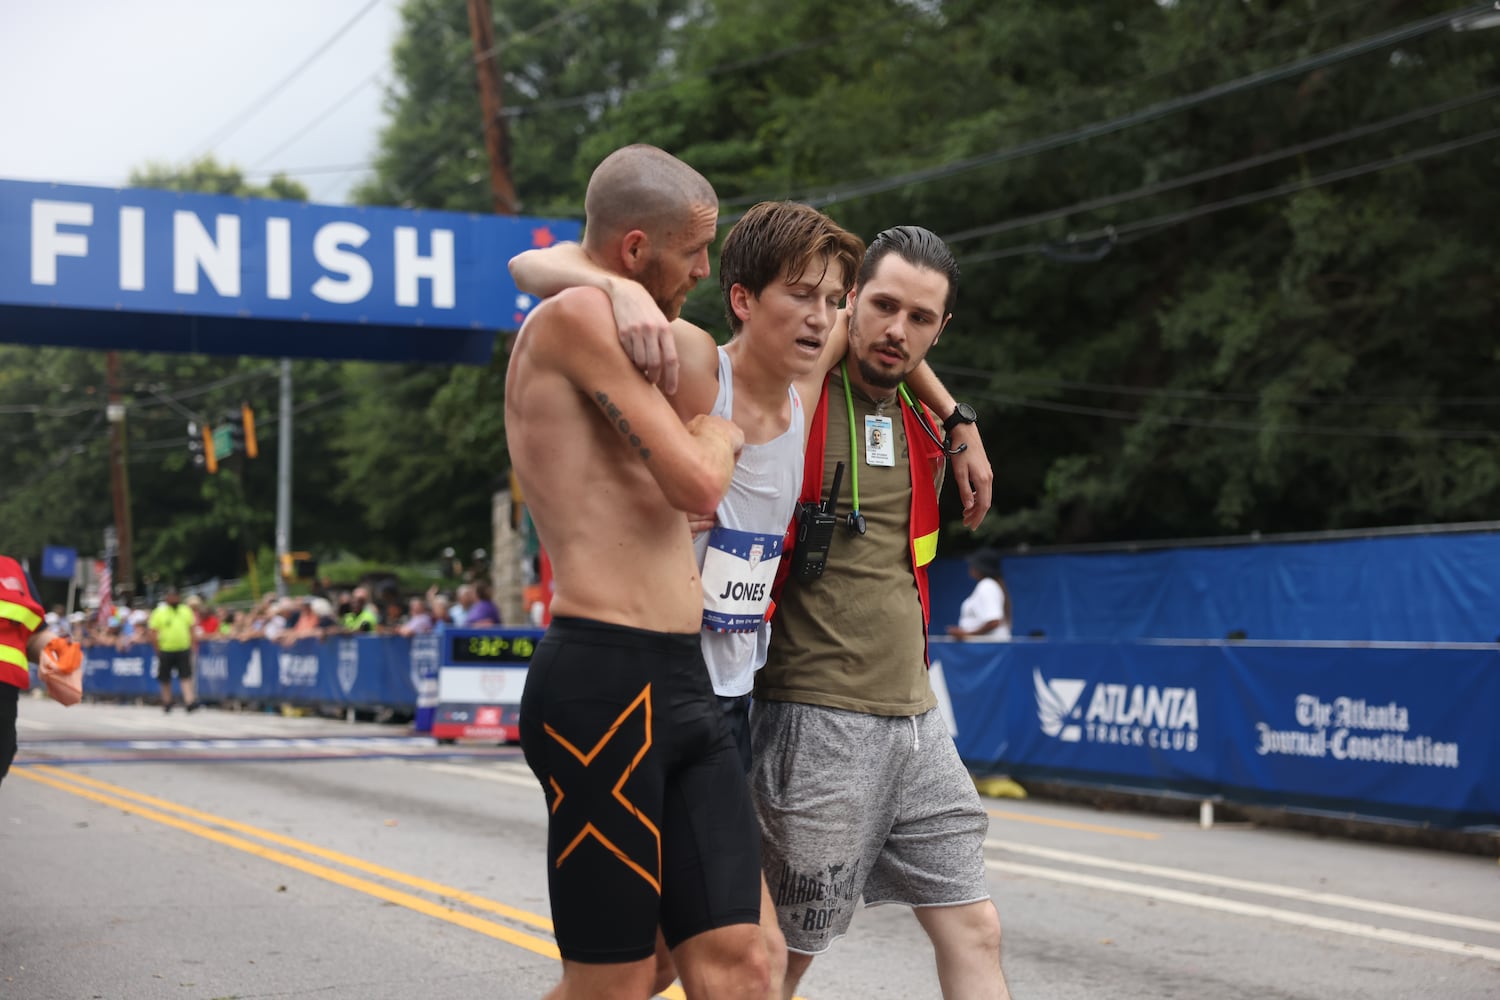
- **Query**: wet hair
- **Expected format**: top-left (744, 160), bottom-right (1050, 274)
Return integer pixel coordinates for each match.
top-left (718, 202), bottom-right (866, 333)
top-left (858, 225), bottom-right (960, 314)
top-left (582, 144), bottom-right (716, 252)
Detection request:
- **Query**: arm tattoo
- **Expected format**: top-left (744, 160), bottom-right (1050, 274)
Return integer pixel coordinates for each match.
top-left (594, 391), bottom-right (651, 461)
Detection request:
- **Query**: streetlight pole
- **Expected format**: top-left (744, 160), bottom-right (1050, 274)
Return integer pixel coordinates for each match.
top-left (275, 358), bottom-right (292, 598)
top-left (105, 351), bottom-right (135, 600)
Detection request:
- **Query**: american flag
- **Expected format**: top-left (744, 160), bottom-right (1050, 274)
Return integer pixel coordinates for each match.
top-left (95, 559), bottom-right (112, 629)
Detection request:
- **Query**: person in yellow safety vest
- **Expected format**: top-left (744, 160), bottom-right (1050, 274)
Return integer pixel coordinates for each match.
top-left (148, 587), bottom-right (200, 712)
top-left (1, 553), bottom-right (83, 787)
top-left (342, 586), bottom-right (380, 632)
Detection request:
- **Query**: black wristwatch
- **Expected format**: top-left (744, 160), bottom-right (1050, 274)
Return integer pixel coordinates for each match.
top-left (942, 402), bottom-right (978, 433)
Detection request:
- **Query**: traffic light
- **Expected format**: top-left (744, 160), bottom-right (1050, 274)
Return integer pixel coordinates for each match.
top-left (279, 551), bottom-right (317, 581)
top-left (223, 402), bottom-right (258, 460)
top-left (242, 402), bottom-right (257, 459)
top-left (187, 421), bottom-right (218, 474)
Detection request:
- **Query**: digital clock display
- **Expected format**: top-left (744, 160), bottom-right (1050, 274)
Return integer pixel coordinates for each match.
top-left (448, 634), bottom-right (537, 664)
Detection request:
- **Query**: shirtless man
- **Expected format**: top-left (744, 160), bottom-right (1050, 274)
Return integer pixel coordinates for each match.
top-left (506, 144), bottom-right (767, 1000)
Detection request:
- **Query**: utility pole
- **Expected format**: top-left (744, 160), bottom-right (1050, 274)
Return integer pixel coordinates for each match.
top-left (275, 359), bottom-right (292, 598)
top-left (468, 0), bottom-right (526, 623)
top-left (105, 352), bottom-right (135, 601)
top-left (466, 0), bottom-right (518, 216)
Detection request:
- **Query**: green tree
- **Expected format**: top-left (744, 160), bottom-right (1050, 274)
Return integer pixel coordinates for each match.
top-left (330, 362), bottom-right (500, 563)
top-left (351, 0), bottom-right (1500, 551)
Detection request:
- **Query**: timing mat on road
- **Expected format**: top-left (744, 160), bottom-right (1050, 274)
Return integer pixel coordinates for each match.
top-left (15, 735), bottom-right (526, 766)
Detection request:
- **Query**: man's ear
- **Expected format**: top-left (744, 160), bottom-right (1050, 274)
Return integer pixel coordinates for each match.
top-left (729, 283), bottom-right (756, 324)
top-left (620, 229), bottom-right (650, 274)
top-left (933, 312), bottom-right (953, 347)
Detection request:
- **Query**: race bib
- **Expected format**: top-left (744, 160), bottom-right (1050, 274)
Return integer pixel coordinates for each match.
top-left (701, 526), bottom-right (783, 632)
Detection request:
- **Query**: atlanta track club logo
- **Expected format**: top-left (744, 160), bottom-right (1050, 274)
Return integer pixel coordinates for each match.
top-left (1033, 668), bottom-right (1086, 743)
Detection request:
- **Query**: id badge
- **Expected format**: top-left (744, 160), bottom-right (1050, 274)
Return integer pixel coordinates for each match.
top-left (700, 526), bottom-right (783, 632)
top-left (864, 414), bottom-right (895, 467)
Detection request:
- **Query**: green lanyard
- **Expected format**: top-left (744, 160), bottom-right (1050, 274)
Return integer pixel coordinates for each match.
top-left (840, 361), bottom-right (920, 519)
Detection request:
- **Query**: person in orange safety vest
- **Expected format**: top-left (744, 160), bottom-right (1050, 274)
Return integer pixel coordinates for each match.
top-left (1, 554), bottom-right (83, 786)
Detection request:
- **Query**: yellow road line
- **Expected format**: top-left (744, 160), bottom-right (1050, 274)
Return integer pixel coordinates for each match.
top-left (985, 807), bottom-right (1160, 840)
top-left (29, 764), bottom-right (554, 930)
top-left (15, 766), bottom-right (748, 1000)
top-left (15, 767), bottom-right (563, 961)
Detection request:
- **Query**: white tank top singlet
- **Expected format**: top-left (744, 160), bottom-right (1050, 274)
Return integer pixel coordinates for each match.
top-left (693, 347), bottom-right (805, 696)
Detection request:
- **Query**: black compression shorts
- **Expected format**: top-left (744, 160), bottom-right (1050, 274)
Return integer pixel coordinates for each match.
top-left (717, 693), bottom-right (753, 775)
top-left (520, 616), bottom-right (761, 964)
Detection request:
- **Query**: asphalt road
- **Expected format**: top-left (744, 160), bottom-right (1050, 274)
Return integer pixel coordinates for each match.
top-left (4, 698), bottom-right (1497, 1000)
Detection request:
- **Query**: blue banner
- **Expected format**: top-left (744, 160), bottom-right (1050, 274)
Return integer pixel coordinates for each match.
top-left (935, 639), bottom-right (1499, 830)
top-left (928, 529), bottom-right (1500, 643)
top-left (0, 179), bottom-right (580, 363)
top-left (40, 545), bottom-right (76, 580)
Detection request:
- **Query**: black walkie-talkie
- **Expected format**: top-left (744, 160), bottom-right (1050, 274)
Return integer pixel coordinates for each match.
top-left (792, 461), bottom-right (844, 581)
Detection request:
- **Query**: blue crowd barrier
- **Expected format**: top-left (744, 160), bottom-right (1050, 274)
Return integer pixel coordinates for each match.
top-left (935, 639), bottom-right (1500, 830)
top-left (71, 629), bottom-right (1497, 830)
top-left (80, 633), bottom-right (444, 709)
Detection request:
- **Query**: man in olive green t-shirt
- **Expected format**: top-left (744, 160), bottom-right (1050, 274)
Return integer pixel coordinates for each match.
top-left (753, 228), bottom-right (1010, 1000)
top-left (148, 587), bottom-right (199, 712)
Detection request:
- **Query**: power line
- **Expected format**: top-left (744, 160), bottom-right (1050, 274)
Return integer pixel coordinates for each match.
top-left (247, 0), bottom-right (1448, 212)
top-left (250, 72), bottom-right (384, 170)
top-left (125, 367), bottom-right (280, 410)
top-left (304, 0), bottom-right (1352, 206)
top-left (0, 413), bottom-right (106, 498)
top-left (476, 0), bottom-right (615, 63)
top-left (967, 387), bottom-right (1500, 441)
top-left (241, 161), bottom-right (375, 178)
top-left (0, 402), bottom-right (101, 417)
top-left (334, 0), bottom-right (620, 202)
top-left (720, 0), bottom-right (1392, 213)
top-left (958, 126), bottom-right (1500, 265)
top-left (766, 3), bottom-right (1490, 211)
top-left (502, 12), bottom-right (911, 119)
top-left (942, 86), bottom-right (1500, 245)
top-left (377, 7), bottom-right (926, 206)
top-left (931, 364), bottom-right (1500, 408)
top-left (261, 0), bottom-right (1385, 206)
top-left (190, 0), bottom-right (385, 157)
top-left (0, 367), bottom-right (277, 420)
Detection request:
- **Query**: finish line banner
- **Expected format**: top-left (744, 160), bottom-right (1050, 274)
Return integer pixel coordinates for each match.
top-left (0, 179), bottom-right (580, 363)
top-left (935, 639), bottom-right (1499, 830)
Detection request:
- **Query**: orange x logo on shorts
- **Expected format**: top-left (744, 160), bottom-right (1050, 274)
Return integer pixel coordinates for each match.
top-left (545, 684), bottom-right (660, 892)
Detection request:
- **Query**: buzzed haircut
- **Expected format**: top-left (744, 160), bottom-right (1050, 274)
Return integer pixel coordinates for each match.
top-left (859, 225), bottom-right (961, 314)
top-left (582, 144), bottom-right (716, 251)
top-left (718, 202), bottom-right (866, 333)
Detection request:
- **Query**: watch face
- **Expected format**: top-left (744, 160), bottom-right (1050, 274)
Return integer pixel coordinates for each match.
top-left (946, 402), bottom-right (977, 429)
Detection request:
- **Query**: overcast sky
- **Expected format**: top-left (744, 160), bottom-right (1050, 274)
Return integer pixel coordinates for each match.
top-left (0, 0), bottom-right (403, 205)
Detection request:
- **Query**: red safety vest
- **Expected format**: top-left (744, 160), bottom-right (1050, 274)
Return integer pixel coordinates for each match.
top-left (0, 555), bottom-right (42, 691)
top-left (775, 376), bottom-right (946, 662)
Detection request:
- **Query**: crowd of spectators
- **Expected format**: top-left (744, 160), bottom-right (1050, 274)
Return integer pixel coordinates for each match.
top-left (64, 581), bottom-right (503, 650)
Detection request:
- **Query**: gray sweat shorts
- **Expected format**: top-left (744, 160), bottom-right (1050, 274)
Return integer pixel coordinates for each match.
top-left (749, 702), bottom-right (991, 955)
